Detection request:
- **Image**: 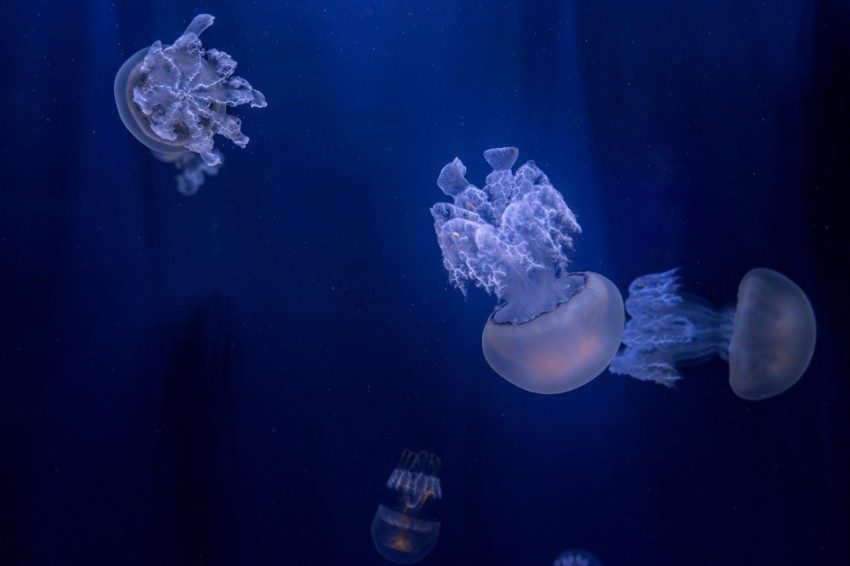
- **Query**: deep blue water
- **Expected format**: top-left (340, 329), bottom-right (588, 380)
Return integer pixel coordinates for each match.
top-left (1, 1), bottom-right (848, 565)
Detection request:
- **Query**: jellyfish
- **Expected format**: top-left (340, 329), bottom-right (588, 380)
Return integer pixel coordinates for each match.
top-left (431, 147), bottom-right (624, 394)
top-left (371, 450), bottom-right (442, 564)
top-left (553, 548), bottom-right (603, 566)
top-left (114, 14), bottom-right (267, 195)
top-left (608, 268), bottom-right (816, 400)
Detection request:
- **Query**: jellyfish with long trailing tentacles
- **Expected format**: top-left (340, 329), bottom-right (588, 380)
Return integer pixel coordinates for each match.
top-left (114, 14), bottom-right (267, 195)
top-left (609, 267), bottom-right (816, 400)
top-left (371, 450), bottom-right (442, 564)
top-left (431, 147), bottom-right (624, 394)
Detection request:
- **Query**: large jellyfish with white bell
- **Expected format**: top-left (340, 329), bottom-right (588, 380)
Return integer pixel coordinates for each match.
top-left (609, 267), bottom-right (816, 400)
top-left (431, 147), bottom-right (624, 394)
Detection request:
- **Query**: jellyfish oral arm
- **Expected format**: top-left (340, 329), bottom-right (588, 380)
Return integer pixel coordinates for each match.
top-left (133, 30), bottom-right (267, 166)
top-left (608, 269), bottom-right (734, 387)
top-left (183, 13), bottom-right (214, 36)
top-left (431, 149), bottom-right (581, 324)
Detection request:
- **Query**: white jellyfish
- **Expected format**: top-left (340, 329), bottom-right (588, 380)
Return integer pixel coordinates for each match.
top-left (371, 450), bottom-right (442, 564)
top-left (114, 14), bottom-right (267, 195)
top-left (609, 267), bottom-right (816, 400)
top-left (431, 147), bottom-right (624, 394)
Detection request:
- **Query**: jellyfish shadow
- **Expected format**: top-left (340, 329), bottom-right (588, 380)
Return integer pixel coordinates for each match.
top-left (150, 294), bottom-right (241, 564)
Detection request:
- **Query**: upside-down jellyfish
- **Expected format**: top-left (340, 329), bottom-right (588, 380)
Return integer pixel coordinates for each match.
top-left (114, 14), bottom-right (267, 195)
top-left (431, 147), bottom-right (624, 394)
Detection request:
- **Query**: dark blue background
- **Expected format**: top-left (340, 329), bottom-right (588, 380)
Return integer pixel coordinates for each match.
top-left (1, 1), bottom-right (848, 565)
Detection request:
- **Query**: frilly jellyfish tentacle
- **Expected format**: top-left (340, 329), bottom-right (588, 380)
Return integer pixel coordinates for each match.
top-left (183, 13), bottom-right (215, 36)
top-left (153, 149), bottom-right (223, 196)
top-left (483, 146), bottom-right (519, 170)
top-left (436, 157), bottom-right (472, 196)
top-left (432, 148), bottom-right (624, 394)
top-left (481, 147), bottom-right (520, 215)
top-left (431, 148), bottom-right (582, 323)
top-left (608, 268), bottom-right (734, 387)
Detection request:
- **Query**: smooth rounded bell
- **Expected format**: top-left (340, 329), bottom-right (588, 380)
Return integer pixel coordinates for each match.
top-left (482, 272), bottom-right (624, 394)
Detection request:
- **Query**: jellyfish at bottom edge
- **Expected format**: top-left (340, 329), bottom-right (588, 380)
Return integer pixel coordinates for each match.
top-left (114, 13), bottom-right (267, 195)
top-left (608, 267), bottom-right (816, 400)
top-left (431, 147), bottom-right (624, 394)
top-left (553, 548), bottom-right (603, 566)
top-left (371, 450), bottom-right (442, 564)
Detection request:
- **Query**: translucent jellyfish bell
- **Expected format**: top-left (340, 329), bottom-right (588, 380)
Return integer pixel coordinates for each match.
top-left (371, 450), bottom-right (442, 564)
top-left (553, 548), bottom-right (603, 566)
top-left (609, 268), bottom-right (816, 400)
top-left (114, 14), bottom-right (267, 195)
top-left (728, 268), bottom-right (817, 400)
top-left (431, 147), bottom-right (624, 394)
top-left (482, 272), bottom-right (624, 394)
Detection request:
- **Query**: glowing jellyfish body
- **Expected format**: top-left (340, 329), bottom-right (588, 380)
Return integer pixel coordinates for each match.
top-left (609, 268), bottom-right (816, 400)
top-left (553, 548), bottom-right (603, 566)
top-left (431, 147), bottom-right (624, 394)
top-left (114, 14), bottom-right (267, 195)
top-left (371, 450), bottom-right (442, 564)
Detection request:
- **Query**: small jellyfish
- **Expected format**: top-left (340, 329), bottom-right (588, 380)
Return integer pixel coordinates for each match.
top-left (371, 450), bottom-right (442, 564)
top-left (114, 14), bottom-right (267, 195)
top-left (431, 147), bottom-right (624, 394)
top-left (553, 548), bottom-right (603, 566)
top-left (609, 268), bottom-right (816, 400)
